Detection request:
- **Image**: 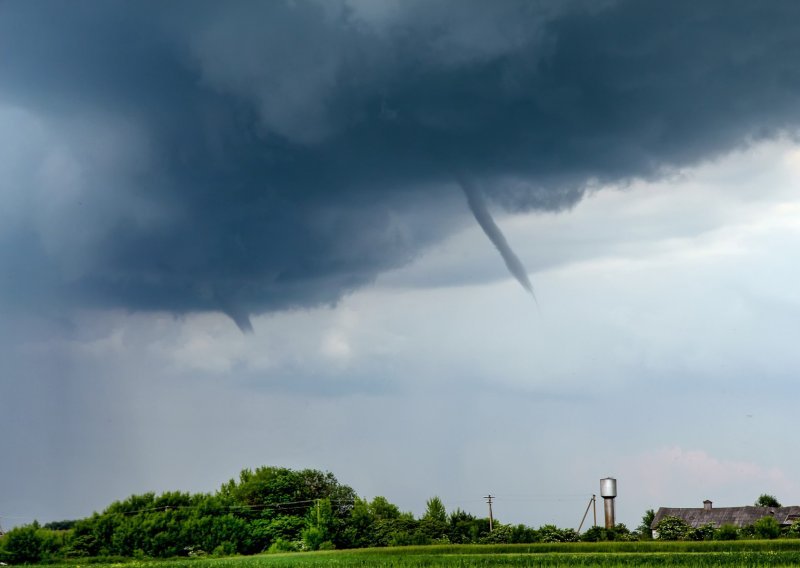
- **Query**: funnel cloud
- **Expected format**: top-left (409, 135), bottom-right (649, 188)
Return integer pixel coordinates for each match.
top-left (457, 175), bottom-right (535, 298)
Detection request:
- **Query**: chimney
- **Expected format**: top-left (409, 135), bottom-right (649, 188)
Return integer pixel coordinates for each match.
top-left (703, 500), bottom-right (712, 511)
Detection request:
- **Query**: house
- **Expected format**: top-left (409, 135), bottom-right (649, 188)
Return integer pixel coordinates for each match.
top-left (651, 500), bottom-right (800, 537)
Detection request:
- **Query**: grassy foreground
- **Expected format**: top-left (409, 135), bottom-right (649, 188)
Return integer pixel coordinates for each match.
top-left (43, 542), bottom-right (800, 568)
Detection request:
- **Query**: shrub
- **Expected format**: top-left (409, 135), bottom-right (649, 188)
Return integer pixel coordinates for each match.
top-left (212, 541), bottom-right (236, 556)
top-left (687, 523), bottom-right (716, 541)
top-left (581, 526), bottom-right (607, 542)
top-left (387, 531), bottom-right (414, 547)
top-left (784, 520), bottom-right (800, 539)
top-left (538, 525), bottom-right (565, 543)
top-left (479, 525), bottom-right (513, 544)
top-left (301, 526), bottom-right (327, 551)
top-left (754, 516), bottom-right (781, 539)
top-left (739, 524), bottom-right (756, 539)
top-left (2, 525), bottom-right (44, 564)
top-left (538, 525), bottom-right (579, 543)
top-left (267, 538), bottom-right (298, 553)
top-left (510, 524), bottom-right (539, 544)
top-left (638, 509), bottom-right (656, 539)
top-left (655, 516), bottom-right (691, 541)
top-left (715, 524), bottom-right (739, 541)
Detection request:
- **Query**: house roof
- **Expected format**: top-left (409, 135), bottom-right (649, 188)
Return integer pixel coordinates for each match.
top-left (651, 506), bottom-right (800, 529)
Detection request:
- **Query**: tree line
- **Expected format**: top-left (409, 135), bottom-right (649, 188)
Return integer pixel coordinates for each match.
top-left (0, 467), bottom-right (793, 564)
top-left (0, 465), bottom-right (632, 563)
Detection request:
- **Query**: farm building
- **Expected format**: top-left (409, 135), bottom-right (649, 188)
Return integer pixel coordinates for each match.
top-left (651, 500), bottom-right (800, 536)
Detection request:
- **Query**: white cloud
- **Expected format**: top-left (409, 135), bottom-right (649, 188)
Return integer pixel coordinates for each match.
top-left (622, 446), bottom-right (797, 507)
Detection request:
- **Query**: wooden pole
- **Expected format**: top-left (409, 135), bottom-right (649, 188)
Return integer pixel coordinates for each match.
top-left (484, 495), bottom-right (494, 532)
top-left (578, 494), bottom-right (595, 533)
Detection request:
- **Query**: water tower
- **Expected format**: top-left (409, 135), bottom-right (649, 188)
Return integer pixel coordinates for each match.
top-left (600, 477), bottom-right (617, 529)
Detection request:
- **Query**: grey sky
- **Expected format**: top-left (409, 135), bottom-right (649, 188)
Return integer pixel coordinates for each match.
top-left (2, 0), bottom-right (800, 531)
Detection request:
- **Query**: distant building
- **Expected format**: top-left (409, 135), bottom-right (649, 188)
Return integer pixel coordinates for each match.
top-left (651, 500), bottom-right (800, 537)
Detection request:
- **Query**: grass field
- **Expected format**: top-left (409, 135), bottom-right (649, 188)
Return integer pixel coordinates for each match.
top-left (42, 542), bottom-right (800, 568)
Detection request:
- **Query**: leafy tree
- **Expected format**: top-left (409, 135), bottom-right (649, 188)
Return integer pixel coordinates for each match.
top-left (446, 509), bottom-right (494, 544)
top-left (479, 523), bottom-right (514, 544)
top-left (2, 524), bottom-right (44, 564)
top-left (753, 516), bottom-right (781, 539)
top-left (580, 526), bottom-right (607, 542)
top-left (372, 515), bottom-right (418, 547)
top-left (220, 467), bottom-right (355, 522)
top-left (42, 520), bottom-right (77, 531)
top-left (655, 516), bottom-right (691, 541)
top-left (419, 496), bottom-right (448, 540)
top-left (422, 497), bottom-right (447, 524)
top-left (638, 509), bottom-right (655, 539)
top-left (341, 497), bottom-right (375, 548)
top-left (369, 496), bottom-right (401, 520)
top-left (538, 524), bottom-right (579, 543)
top-left (301, 498), bottom-right (336, 551)
top-left (508, 524), bottom-right (538, 544)
top-left (755, 494), bottom-right (782, 507)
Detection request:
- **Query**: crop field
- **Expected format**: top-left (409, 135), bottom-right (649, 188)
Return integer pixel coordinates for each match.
top-left (40, 542), bottom-right (800, 568)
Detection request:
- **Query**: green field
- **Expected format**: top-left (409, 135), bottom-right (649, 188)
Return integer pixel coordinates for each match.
top-left (39, 542), bottom-right (800, 568)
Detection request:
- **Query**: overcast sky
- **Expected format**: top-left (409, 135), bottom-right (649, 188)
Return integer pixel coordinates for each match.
top-left (3, 0), bottom-right (800, 531)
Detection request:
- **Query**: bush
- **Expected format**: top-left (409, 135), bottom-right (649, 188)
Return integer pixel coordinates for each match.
top-left (509, 524), bottom-right (539, 544)
top-left (537, 525), bottom-right (579, 543)
top-left (580, 526), bottom-right (607, 542)
top-left (784, 520), bottom-right (800, 539)
top-left (638, 509), bottom-right (656, 539)
top-left (739, 524), bottom-right (756, 539)
top-left (614, 525), bottom-right (639, 542)
top-left (754, 516), bottom-right (781, 539)
top-left (3, 525), bottom-right (44, 564)
top-left (479, 525), bottom-right (513, 544)
top-left (211, 541), bottom-right (236, 556)
top-left (301, 526), bottom-right (327, 551)
top-left (267, 538), bottom-right (298, 553)
top-left (687, 523), bottom-right (716, 541)
top-left (715, 524), bottom-right (739, 541)
top-left (655, 516), bottom-right (691, 541)
top-left (388, 531), bottom-right (414, 547)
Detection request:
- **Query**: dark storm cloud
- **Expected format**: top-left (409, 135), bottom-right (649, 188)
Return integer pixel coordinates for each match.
top-left (1, 0), bottom-right (799, 326)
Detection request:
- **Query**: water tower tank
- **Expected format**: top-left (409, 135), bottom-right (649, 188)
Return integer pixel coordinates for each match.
top-left (600, 477), bottom-right (617, 498)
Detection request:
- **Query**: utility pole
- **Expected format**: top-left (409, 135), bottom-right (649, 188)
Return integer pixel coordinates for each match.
top-left (577, 495), bottom-right (596, 533)
top-left (484, 494), bottom-right (494, 532)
